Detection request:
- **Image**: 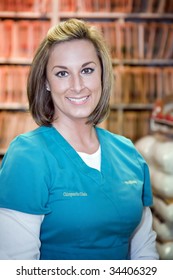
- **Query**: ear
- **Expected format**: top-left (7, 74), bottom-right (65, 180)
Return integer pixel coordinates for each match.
top-left (46, 81), bottom-right (50, 91)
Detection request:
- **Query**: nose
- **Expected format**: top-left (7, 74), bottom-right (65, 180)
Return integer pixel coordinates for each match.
top-left (70, 74), bottom-right (84, 93)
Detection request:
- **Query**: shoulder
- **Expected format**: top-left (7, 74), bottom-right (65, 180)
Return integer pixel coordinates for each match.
top-left (1, 126), bottom-right (54, 170)
top-left (12, 125), bottom-right (51, 144)
top-left (96, 126), bottom-right (146, 166)
top-left (96, 127), bottom-right (135, 150)
top-left (8, 126), bottom-right (52, 154)
top-left (0, 126), bottom-right (52, 214)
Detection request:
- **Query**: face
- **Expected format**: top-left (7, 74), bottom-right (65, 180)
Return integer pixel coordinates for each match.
top-left (46, 39), bottom-right (102, 125)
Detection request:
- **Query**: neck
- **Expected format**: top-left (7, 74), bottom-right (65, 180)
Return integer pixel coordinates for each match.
top-left (52, 119), bottom-right (99, 154)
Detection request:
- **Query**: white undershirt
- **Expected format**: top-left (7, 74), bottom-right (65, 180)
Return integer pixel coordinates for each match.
top-left (77, 145), bottom-right (101, 170)
top-left (0, 147), bottom-right (159, 260)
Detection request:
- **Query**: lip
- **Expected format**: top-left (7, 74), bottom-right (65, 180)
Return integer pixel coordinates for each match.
top-left (66, 95), bottom-right (90, 105)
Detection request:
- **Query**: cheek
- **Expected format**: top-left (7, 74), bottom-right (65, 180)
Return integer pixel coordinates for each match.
top-left (94, 80), bottom-right (102, 97)
top-left (88, 75), bottom-right (102, 91)
top-left (51, 79), bottom-right (69, 94)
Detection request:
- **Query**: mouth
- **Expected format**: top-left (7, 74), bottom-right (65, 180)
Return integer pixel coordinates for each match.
top-left (66, 95), bottom-right (90, 105)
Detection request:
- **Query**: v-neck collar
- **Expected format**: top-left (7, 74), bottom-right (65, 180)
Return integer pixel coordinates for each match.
top-left (49, 125), bottom-right (105, 184)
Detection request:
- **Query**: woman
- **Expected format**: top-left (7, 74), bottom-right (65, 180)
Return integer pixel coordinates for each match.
top-left (0, 18), bottom-right (159, 260)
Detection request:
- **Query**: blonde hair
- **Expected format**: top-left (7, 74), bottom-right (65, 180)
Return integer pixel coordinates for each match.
top-left (27, 18), bottom-right (114, 126)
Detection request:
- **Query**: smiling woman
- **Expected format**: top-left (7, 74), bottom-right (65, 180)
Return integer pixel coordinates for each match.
top-left (0, 18), bottom-right (159, 260)
top-left (27, 19), bottom-right (113, 129)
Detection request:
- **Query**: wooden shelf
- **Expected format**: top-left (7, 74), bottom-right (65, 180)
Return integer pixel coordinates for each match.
top-left (1, 5), bottom-right (173, 20)
top-left (0, 103), bottom-right (28, 110)
top-left (111, 103), bottom-right (154, 110)
top-left (0, 57), bottom-right (32, 65)
top-left (58, 12), bottom-right (173, 20)
top-left (0, 11), bottom-right (51, 19)
top-left (112, 59), bottom-right (173, 66)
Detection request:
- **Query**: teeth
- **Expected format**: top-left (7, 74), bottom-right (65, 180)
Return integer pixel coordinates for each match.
top-left (67, 96), bottom-right (88, 104)
top-left (67, 96), bottom-right (88, 103)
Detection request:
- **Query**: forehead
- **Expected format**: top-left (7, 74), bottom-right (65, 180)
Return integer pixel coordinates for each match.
top-left (48, 39), bottom-right (99, 63)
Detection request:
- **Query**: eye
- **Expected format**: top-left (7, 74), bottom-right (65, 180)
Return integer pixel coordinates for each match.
top-left (55, 71), bottom-right (68, 78)
top-left (81, 67), bottom-right (94, 74)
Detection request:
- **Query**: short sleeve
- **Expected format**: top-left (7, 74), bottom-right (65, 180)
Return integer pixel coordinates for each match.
top-left (136, 149), bottom-right (153, 207)
top-left (0, 136), bottom-right (52, 215)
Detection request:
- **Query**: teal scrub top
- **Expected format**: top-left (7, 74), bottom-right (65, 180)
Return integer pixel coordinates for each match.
top-left (0, 126), bottom-right (153, 260)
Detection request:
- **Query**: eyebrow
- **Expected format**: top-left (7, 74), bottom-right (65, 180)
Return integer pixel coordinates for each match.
top-left (52, 61), bottom-right (96, 71)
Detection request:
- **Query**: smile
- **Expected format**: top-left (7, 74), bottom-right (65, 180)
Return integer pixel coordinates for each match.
top-left (66, 96), bottom-right (89, 105)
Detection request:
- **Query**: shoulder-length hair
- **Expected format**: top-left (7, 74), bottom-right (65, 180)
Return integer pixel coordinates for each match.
top-left (27, 18), bottom-right (114, 126)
